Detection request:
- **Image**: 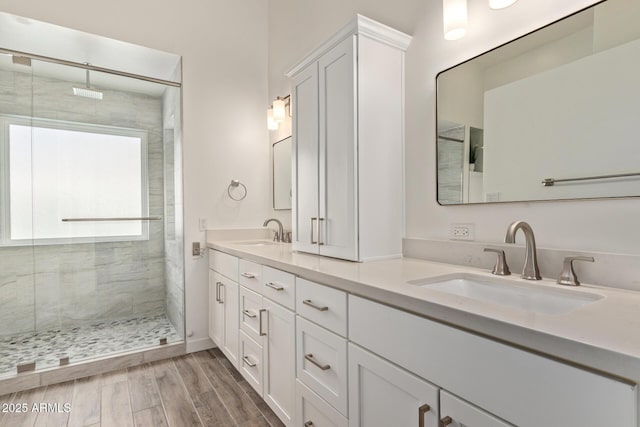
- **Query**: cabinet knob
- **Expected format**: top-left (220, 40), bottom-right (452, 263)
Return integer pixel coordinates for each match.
top-left (304, 422), bottom-right (314, 427)
top-left (440, 416), bottom-right (453, 426)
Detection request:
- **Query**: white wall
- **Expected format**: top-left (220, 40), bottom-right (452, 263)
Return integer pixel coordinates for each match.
top-left (0, 0), bottom-right (270, 349)
top-left (268, 0), bottom-right (640, 255)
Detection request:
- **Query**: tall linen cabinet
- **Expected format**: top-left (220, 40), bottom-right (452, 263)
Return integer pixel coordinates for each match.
top-left (286, 15), bottom-right (412, 262)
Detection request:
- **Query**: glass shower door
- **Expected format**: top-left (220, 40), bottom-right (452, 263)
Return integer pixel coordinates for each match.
top-left (0, 56), bottom-right (184, 372)
top-left (0, 55), bottom-right (37, 377)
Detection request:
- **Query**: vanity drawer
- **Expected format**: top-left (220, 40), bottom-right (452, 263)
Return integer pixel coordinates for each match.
top-left (296, 278), bottom-right (347, 337)
top-left (262, 266), bottom-right (295, 310)
top-left (239, 329), bottom-right (263, 395)
top-left (296, 316), bottom-right (348, 416)
top-left (209, 249), bottom-right (238, 282)
top-left (239, 259), bottom-right (262, 293)
top-left (296, 379), bottom-right (348, 427)
top-left (240, 286), bottom-right (263, 342)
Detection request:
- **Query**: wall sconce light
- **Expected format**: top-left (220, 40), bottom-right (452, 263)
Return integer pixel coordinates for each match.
top-left (443, 0), bottom-right (468, 41)
top-left (444, 0), bottom-right (520, 40)
top-left (489, 0), bottom-right (518, 9)
top-left (267, 107), bottom-right (278, 130)
top-left (267, 94), bottom-right (291, 130)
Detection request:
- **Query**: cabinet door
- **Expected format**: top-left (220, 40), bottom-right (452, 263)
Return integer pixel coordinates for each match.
top-left (292, 61), bottom-right (320, 255)
top-left (209, 271), bottom-right (224, 348)
top-left (348, 343), bottom-right (439, 427)
top-left (440, 391), bottom-right (513, 427)
top-left (221, 277), bottom-right (239, 368)
top-left (263, 298), bottom-right (296, 426)
top-left (318, 35), bottom-right (358, 261)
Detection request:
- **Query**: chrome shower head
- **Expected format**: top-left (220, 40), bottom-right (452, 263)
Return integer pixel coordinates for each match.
top-left (73, 67), bottom-right (103, 100)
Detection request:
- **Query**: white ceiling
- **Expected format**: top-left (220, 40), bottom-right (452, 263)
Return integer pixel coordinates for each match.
top-left (0, 11), bottom-right (181, 95)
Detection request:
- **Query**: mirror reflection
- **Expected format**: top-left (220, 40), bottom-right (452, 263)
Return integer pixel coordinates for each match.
top-left (273, 136), bottom-right (292, 210)
top-left (436, 0), bottom-right (640, 205)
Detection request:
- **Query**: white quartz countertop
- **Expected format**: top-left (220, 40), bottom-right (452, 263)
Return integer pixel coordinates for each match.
top-left (208, 239), bottom-right (640, 384)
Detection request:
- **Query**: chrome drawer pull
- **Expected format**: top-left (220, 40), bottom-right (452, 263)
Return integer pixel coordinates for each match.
top-left (418, 404), bottom-right (431, 427)
top-left (216, 282), bottom-right (224, 304)
top-left (304, 422), bottom-right (314, 427)
top-left (265, 282), bottom-right (284, 291)
top-left (259, 309), bottom-right (267, 336)
top-left (303, 299), bottom-right (328, 312)
top-left (440, 416), bottom-right (453, 426)
top-left (241, 272), bottom-right (256, 279)
top-left (311, 217), bottom-right (318, 244)
top-left (242, 310), bottom-right (257, 318)
top-left (304, 353), bottom-right (330, 371)
top-left (242, 356), bottom-right (256, 367)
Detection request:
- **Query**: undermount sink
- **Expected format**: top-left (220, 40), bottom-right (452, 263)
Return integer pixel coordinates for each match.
top-left (408, 274), bottom-right (603, 315)
top-left (234, 240), bottom-right (283, 246)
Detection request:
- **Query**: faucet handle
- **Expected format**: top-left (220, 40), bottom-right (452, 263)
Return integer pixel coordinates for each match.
top-left (484, 248), bottom-right (511, 276)
top-left (557, 256), bottom-right (594, 286)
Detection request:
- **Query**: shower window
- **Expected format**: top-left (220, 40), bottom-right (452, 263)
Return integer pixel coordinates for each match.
top-left (0, 115), bottom-right (149, 244)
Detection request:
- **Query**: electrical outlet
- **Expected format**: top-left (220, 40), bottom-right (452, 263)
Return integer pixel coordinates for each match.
top-left (449, 223), bottom-right (475, 241)
top-left (198, 218), bottom-right (207, 232)
top-left (192, 242), bottom-right (202, 257)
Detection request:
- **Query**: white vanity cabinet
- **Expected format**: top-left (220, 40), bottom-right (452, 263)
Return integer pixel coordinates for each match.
top-left (208, 250), bottom-right (239, 368)
top-left (349, 295), bottom-right (637, 427)
top-left (287, 15), bottom-right (411, 261)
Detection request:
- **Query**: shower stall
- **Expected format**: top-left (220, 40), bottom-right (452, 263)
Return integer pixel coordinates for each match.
top-left (0, 16), bottom-right (184, 379)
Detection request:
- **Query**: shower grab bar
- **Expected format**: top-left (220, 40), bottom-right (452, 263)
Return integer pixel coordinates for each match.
top-left (542, 172), bottom-right (640, 186)
top-left (62, 217), bottom-right (162, 222)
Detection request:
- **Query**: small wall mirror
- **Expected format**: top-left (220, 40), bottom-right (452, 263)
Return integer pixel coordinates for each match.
top-left (436, 0), bottom-right (640, 205)
top-left (273, 136), bottom-right (292, 210)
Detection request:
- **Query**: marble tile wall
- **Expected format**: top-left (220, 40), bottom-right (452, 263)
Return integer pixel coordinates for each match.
top-left (0, 68), bottom-right (170, 336)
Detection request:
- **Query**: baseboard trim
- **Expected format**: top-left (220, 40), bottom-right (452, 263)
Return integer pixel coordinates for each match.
top-left (186, 337), bottom-right (215, 353)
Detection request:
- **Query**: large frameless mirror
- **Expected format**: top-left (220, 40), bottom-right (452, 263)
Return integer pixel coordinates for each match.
top-left (436, 0), bottom-right (640, 205)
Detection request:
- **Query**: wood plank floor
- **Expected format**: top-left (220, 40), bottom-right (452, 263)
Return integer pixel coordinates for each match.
top-left (0, 349), bottom-right (285, 427)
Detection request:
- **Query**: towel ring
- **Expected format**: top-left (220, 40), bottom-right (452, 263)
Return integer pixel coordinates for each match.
top-left (227, 179), bottom-right (247, 201)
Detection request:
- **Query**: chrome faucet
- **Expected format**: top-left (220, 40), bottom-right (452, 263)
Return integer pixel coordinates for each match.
top-left (504, 221), bottom-right (541, 280)
top-left (263, 218), bottom-right (284, 242)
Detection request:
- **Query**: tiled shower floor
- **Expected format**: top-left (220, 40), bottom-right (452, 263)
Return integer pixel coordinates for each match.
top-left (0, 313), bottom-right (181, 377)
